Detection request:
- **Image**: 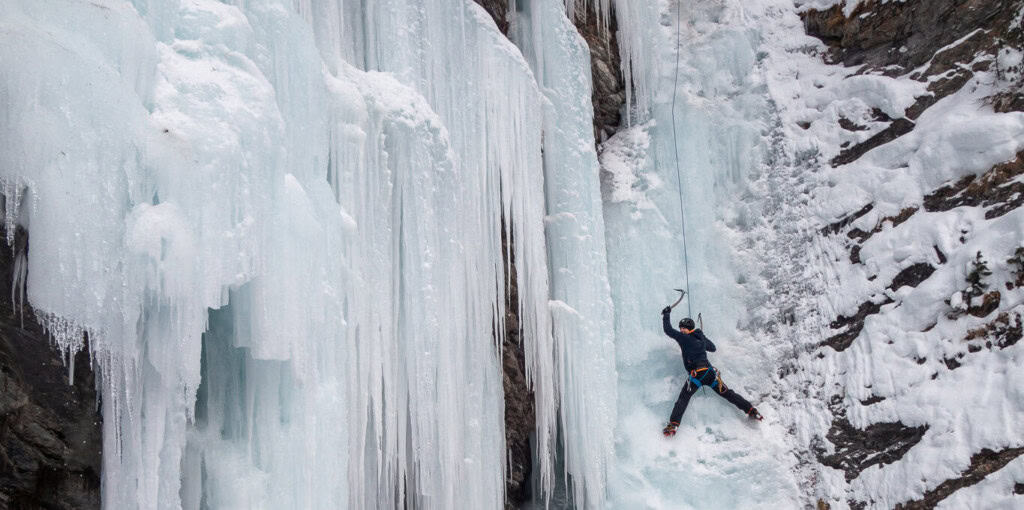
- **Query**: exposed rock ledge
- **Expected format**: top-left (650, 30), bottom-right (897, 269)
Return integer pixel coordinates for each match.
top-left (0, 226), bottom-right (101, 510)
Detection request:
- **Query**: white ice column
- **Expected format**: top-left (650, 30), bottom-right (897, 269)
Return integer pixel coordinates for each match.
top-left (312, 1), bottom-right (552, 508)
top-left (514, 1), bottom-right (618, 507)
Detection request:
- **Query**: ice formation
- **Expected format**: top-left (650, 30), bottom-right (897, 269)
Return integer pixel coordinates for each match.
top-left (0, 0), bottom-right (563, 508)
top-left (4, 0), bottom-right (1023, 508)
top-left (599, 1), bottom-right (804, 508)
top-left (0, 0), bottom-right (827, 508)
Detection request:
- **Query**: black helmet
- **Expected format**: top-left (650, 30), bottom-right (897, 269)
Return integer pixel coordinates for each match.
top-left (678, 318), bottom-right (695, 330)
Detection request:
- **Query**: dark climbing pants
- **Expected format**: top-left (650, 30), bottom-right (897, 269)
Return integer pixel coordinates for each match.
top-left (669, 367), bottom-right (753, 423)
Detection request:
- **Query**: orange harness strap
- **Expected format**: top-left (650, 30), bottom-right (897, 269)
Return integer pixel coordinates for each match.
top-left (689, 367), bottom-right (728, 394)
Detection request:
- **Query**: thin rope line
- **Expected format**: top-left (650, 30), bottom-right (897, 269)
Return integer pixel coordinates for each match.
top-left (671, 0), bottom-right (692, 318)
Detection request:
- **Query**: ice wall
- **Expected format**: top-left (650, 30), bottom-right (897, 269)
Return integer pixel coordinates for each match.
top-left (0, 0), bottom-right (818, 507)
top-left (0, 0), bottom-right (586, 508)
top-left (512, 1), bottom-right (618, 507)
top-left (598, 0), bottom-right (803, 508)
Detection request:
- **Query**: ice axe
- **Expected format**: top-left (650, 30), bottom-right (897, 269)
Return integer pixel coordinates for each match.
top-left (668, 289), bottom-right (686, 310)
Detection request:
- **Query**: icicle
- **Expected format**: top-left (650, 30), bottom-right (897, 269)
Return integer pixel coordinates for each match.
top-left (1, 0), bottom-right (560, 508)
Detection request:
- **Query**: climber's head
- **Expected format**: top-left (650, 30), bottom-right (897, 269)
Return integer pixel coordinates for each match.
top-left (678, 317), bottom-right (695, 333)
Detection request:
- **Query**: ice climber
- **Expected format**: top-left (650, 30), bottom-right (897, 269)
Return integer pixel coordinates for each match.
top-left (660, 307), bottom-right (763, 437)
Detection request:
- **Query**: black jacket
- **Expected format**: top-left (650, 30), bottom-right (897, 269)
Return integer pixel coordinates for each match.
top-left (662, 312), bottom-right (716, 370)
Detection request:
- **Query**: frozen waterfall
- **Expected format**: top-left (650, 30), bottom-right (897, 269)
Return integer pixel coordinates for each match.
top-left (0, 0), bottom-right (812, 508)
top-left (600, 1), bottom-right (802, 508)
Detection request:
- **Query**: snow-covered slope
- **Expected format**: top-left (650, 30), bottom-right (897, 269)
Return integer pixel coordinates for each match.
top-left (756, 1), bottom-right (1024, 509)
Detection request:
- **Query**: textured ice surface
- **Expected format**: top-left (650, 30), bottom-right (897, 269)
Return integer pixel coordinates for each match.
top-left (0, 0), bottom-right (565, 508)
top-left (512, 1), bottom-right (618, 506)
top-left (9, 0), bottom-right (1020, 508)
top-left (599, 1), bottom-right (803, 508)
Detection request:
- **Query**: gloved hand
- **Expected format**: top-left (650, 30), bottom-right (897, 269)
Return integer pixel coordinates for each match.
top-left (661, 306), bottom-right (671, 315)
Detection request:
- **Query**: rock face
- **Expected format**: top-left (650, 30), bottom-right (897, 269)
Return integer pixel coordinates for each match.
top-left (571, 7), bottom-right (626, 143)
top-left (806, 1), bottom-right (1024, 508)
top-left (923, 152), bottom-right (1024, 221)
top-left (474, 0), bottom-right (510, 35)
top-left (802, 0), bottom-right (1018, 73)
top-left (0, 227), bottom-right (101, 510)
top-left (501, 226), bottom-right (536, 509)
top-left (472, 2), bottom-right (626, 507)
top-left (892, 446), bottom-right (1024, 509)
top-left (817, 416), bottom-right (928, 482)
top-left (468, 3), bottom-right (535, 505)
top-left (804, 0), bottom-right (1023, 118)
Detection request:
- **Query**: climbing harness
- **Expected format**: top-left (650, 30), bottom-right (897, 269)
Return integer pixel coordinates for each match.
top-left (670, 0), bottom-right (692, 318)
top-left (686, 366), bottom-right (722, 393)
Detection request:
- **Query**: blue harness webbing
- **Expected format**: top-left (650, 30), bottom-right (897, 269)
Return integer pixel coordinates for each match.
top-left (688, 367), bottom-right (718, 390)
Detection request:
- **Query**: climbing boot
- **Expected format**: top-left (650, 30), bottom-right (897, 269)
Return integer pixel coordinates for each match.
top-left (662, 421), bottom-right (679, 437)
top-left (747, 407), bottom-right (763, 421)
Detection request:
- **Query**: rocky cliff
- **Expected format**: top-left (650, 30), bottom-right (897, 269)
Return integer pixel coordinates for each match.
top-left (0, 226), bottom-right (101, 510)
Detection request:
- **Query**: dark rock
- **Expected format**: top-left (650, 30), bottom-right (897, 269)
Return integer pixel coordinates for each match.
top-left (894, 446), bottom-right (1024, 509)
top-left (942, 357), bottom-right (962, 370)
top-left (904, 65), bottom-right (977, 120)
top-left (860, 395), bottom-right (885, 406)
top-left (965, 312), bottom-right (1022, 348)
top-left (847, 227), bottom-right (869, 242)
top-left (0, 226), bottom-right (101, 510)
top-left (838, 117), bottom-right (867, 131)
top-left (817, 416), bottom-right (928, 481)
top-left (850, 207), bottom-right (918, 244)
top-left (804, 0), bottom-right (1022, 124)
top-left (827, 206), bottom-right (923, 268)
top-left (887, 263), bottom-right (936, 291)
top-left (802, 0), bottom-right (1013, 75)
top-left (923, 152), bottom-right (1024, 220)
top-left (990, 86), bottom-right (1024, 114)
top-left (500, 224), bottom-right (534, 509)
top-left (822, 297), bottom-right (894, 351)
top-left (934, 246), bottom-right (947, 265)
top-left (1015, 482), bottom-right (1024, 495)
top-left (571, 7), bottom-right (626, 142)
top-left (822, 203), bottom-right (874, 236)
top-left (831, 118), bottom-right (914, 167)
top-left (869, 108), bottom-right (892, 123)
top-left (968, 291), bottom-right (1000, 318)
top-left (473, 0), bottom-right (509, 34)
top-left (902, 26), bottom-right (1000, 118)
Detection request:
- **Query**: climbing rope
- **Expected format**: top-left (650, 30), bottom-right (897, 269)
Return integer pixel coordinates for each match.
top-left (670, 0), bottom-right (692, 318)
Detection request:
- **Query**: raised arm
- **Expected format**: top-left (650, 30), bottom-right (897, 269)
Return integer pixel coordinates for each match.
top-left (661, 308), bottom-right (677, 337)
